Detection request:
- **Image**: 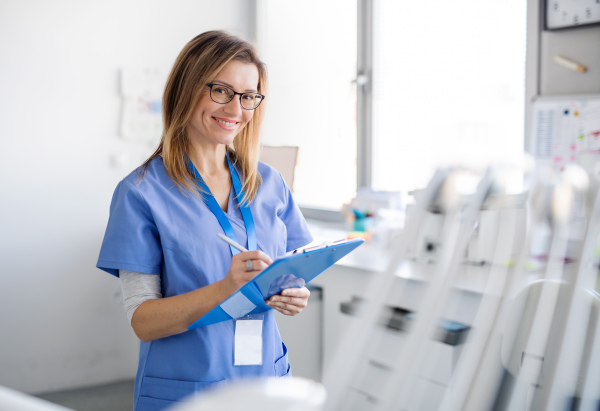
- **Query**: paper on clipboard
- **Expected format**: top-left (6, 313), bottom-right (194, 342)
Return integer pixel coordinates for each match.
top-left (188, 237), bottom-right (364, 330)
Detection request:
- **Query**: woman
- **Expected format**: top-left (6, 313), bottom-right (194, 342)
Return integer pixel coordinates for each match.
top-left (97, 30), bottom-right (313, 410)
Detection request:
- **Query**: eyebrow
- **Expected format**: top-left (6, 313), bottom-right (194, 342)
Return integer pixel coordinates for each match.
top-left (212, 80), bottom-right (258, 93)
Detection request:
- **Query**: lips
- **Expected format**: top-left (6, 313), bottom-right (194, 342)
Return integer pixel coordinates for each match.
top-left (215, 117), bottom-right (238, 127)
top-left (213, 116), bottom-right (239, 131)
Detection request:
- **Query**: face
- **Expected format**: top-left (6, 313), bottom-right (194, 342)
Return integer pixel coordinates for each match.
top-left (186, 60), bottom-right (260, 148)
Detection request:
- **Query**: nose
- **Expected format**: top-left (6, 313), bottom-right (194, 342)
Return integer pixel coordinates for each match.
top-left (222, 95), bottom-right (244, 116)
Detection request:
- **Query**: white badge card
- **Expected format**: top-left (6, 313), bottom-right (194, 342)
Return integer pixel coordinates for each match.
top-left (234, 316), bottom-right (263, 366)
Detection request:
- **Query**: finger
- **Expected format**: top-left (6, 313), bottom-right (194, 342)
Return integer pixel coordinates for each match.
top-left (271, 305), bottom-right (295, 316)
top-left (267, 301), bottom-right (300, 316)
top-left (281, 287), bottom-right (310, 298)
top-left (268, 295), bottom-right (305, 305)
top-left (257, 250), bottom-right (273, 264)
top-left (268, 298), bottom-right (307, 310)
top-left (243, 259), bottom-right (269, 273)
top-left (269, 291), bottom-right (309, 304)
top-left (240, 250), bottom-right (273, 265)
top-left (269, 301), bottom-right (306, 310)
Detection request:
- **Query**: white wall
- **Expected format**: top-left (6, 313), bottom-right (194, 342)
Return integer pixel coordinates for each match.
top-left (0, 0), bottom-right (254, 394)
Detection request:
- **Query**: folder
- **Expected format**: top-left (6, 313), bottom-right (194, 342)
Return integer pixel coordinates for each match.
top-left (188, 238), bottom-right (364, 329)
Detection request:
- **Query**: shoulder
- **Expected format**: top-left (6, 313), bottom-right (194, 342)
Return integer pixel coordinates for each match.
top-left (255, 161), bottom-right (296, 211)
top-left (110, 157), bottom-right (179, 211)
top-left (121, 156), bottom-right (171, 192)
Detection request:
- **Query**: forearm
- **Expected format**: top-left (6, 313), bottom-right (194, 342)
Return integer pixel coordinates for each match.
top-left (123, 250), bottom-right (271, 342)
top-left (131, 279), bottom-right (235, 342)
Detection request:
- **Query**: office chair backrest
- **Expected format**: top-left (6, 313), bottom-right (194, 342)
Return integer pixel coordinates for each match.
top-left (259, 145), bottom-right (299, 191)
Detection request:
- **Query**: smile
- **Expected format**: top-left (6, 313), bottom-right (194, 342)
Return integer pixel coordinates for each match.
top-left (215, 118), bottom-right (238, 127)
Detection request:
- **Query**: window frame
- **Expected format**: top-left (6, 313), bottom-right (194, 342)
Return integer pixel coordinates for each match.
top-left (298, 0), bottom-right (373, 220)
top-left (356, 0), bottom-right (373, 190)
top-left (292, 0), bottom-right (530, 220)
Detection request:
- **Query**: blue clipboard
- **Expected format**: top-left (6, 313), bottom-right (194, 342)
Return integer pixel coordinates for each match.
top-left (188, 238), bottom-right (364, 329)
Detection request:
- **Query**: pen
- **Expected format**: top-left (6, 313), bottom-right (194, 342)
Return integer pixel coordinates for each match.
top-left (217, 233), bottom-right (248, 253)
top-left (553, 55), bottom-right (587, 73)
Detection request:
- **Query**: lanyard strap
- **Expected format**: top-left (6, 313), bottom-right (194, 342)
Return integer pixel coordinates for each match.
top-left (188, 154), bottom-right (257, 255)
top-left (226, 155), bottom-right (257, 252)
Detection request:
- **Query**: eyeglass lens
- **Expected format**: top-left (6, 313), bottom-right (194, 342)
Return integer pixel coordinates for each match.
top-left (210, 85), bottom-right (262, 109)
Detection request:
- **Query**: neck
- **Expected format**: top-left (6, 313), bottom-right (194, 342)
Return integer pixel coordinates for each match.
top-left (189, 143), bottom-right (228, 177)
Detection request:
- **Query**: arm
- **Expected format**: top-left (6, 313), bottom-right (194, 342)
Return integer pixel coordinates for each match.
top-left (120, 270), bottom-right (162, 324)
top-left (130, 250), bottom-right (272, 342)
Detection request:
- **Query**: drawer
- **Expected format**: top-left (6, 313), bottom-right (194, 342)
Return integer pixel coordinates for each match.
top-left (347, 359), bottom-right (447, 410)
top-left (403, 377), bottom-right (447, 411)
top-left (367, 326), bottom-right (456, 386)
top-left (336, 387), bottom-right (380, 411)
top-left (348, 358), bottom-right (392, 400)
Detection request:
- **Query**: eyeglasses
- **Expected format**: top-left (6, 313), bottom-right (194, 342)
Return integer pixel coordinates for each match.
top-left (206, 83), bottom-right (265, 110)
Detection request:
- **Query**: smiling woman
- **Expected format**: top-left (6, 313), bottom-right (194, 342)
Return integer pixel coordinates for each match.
top-left (96, 31), bottom-right (314, 411)
top-left (142, 32), bottom-right (269, 204)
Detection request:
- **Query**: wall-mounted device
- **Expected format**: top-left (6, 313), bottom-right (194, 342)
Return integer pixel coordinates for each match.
top-left (545, 0), bottom-right (600, 31)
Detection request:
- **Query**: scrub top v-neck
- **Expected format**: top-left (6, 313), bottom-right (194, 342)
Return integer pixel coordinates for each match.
top-left (96, 156), bottom-right (313, 411)
top-left (188, 155), bottom-right (256, 256)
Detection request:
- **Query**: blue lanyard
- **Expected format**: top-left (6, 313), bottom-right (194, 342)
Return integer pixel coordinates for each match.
top-left (188, 154), bottom-right (257, 256)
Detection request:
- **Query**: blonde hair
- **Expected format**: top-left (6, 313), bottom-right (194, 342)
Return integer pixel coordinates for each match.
top-left (141, 30), bottom-right (267, 204)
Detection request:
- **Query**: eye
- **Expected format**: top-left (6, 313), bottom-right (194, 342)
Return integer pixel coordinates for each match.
top-left (242, 94), bottom-right (256, 101)
top-left (213, 86), bottom-right (229, 95)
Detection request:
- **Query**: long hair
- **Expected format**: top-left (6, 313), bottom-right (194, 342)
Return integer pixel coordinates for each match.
top-left (141, 30), bottom-right (267, 204)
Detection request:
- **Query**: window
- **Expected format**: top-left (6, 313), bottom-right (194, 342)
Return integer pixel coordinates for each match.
top-left (371, 0), bottom-right (526, 195)
top-left (257, 0), bottom-right (526, 210)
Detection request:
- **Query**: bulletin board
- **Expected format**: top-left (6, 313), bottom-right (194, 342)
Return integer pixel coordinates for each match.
top-left (530, 95), bottom-right (600, 173)
top-left (119, 67), bottom-right (165, 143)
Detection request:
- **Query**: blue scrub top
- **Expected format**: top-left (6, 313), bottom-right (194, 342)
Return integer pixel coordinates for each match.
top-left (96, 156), bottom-right (313, 410)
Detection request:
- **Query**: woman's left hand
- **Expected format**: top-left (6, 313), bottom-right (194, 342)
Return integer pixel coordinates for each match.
top-left (266, 287), bottom-right (310, 316)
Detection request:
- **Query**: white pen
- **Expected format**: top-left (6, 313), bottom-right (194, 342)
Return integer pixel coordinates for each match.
top-left (217, 233), bottom-right (248, 253)
top-left (553, 55), bottom-right (587, 73)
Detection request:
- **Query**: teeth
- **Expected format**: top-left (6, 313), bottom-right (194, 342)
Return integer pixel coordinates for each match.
top-left (216, 118), bottom-right (236, 127)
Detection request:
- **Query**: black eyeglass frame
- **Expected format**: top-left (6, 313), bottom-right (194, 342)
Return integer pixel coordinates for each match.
top-left (205, 83), bottom-right (265, 110)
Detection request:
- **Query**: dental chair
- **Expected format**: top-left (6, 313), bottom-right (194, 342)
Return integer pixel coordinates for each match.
top-left (499, 279), bottom-right (600, 410)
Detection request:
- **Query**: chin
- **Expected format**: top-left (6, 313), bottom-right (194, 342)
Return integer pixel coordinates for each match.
top-left (217, 136), bottom-right (237, 146)
top-left (225, 129), bottom-right (244, 143)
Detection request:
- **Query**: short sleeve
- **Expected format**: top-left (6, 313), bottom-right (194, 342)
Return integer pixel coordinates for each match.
top-left (277, 175), bottom-right (314, 252)
top-left (96, 180), bottom-right (163, 277)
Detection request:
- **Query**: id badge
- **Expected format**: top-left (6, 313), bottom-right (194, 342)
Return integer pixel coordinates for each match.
top-left (234, 315), bottom-right (263, 366)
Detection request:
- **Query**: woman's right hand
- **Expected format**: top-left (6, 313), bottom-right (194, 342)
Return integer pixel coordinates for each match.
top-left (223, 250), bottom-right (273, 293)
top-left (130, 250), bottom-right (272, 342)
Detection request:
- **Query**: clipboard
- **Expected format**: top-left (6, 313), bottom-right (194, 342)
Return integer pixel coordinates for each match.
top-left (188, 238), bottom-right (364, 329)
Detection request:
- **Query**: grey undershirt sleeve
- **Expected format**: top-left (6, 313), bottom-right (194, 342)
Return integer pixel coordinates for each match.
top-left (119, 270), bottom-right (162, 324)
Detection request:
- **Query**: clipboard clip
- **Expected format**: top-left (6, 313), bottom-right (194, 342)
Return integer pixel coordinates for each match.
top-left (299, 238), bottom-right (348, 253)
